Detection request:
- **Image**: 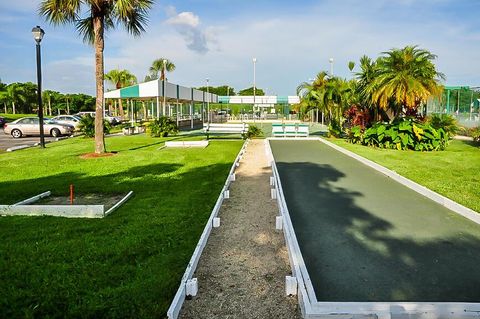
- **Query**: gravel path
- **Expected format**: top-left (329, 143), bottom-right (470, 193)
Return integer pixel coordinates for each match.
top-left (179, 139), bottom-right (300, 319)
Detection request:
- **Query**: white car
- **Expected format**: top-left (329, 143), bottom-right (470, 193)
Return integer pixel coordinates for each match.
top-left (3, 117), bottom-right (74, 138)
top-left (51, 115), bottom-right (82, 129)
top-left (76, 111), bottom-right (121, 125)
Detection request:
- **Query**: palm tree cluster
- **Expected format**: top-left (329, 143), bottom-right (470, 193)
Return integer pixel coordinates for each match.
top-left (0, 80), bottom-right (95, 115)
top-left (297, 45), bottom-right (444, 129)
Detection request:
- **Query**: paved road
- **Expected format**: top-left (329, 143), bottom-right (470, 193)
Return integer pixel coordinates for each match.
top-left (271, 139), bottom-right (480, 302)
top-left (0, 128), bottom-right (56, 151)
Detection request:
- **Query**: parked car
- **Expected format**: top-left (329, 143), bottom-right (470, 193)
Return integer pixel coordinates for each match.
top-left (0, 116), bottom-right (5, 128)
top-left (3, 117), bottom-right (74, 138)
top-left (51, 115), bottom-right (82, 129)
top-left (76, 111), bottom-right (121, 125)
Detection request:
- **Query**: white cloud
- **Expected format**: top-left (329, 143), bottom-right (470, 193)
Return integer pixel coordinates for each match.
top-left (164, 7), bottom-right (213, 54)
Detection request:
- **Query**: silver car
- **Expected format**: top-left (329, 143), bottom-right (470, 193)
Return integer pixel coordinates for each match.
top-left (4, 117), bottom-right (74, 138)
top-left (51, 115), bottom-right (82, 129)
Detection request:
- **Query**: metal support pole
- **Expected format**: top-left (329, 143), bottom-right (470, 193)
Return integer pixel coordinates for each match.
top-left (35, 42), bottom-right (45, 148)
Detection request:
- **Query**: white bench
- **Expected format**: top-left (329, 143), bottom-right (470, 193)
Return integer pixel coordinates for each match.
top-left (272, 124), bottom-right (309, 138)
top-left (203, 123), bottom-right (249, 139)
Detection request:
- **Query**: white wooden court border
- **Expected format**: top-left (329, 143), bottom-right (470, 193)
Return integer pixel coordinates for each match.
top-left (167, 140), bottom-right (248, 319)
top-left (265, 137), bottom-right (480, 318)
top-left (0, 191), bottom-right (133, 218)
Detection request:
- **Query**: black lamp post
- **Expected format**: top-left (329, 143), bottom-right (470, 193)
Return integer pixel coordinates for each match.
top-left (32, 26), bottom-right (45, 148)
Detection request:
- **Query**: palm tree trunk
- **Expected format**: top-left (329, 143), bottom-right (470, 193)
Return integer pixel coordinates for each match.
top-left (48, 98), bottom-right (52, 116)
top-left (142, 101), bottom-right (147, 119)
top-left (4, 103), bottom-right (6, 114)
top-left (66, 98), bottom-right (70, 114)
top-left (12, 102), bottom-right (15, 114)
top-left (93, 14), bottom-right (105, 154)
top-left (118, 99), bottom-right (124, 118)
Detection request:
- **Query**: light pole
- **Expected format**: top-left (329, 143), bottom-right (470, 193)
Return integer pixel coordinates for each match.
top-left (32, 26), bottom-right (45, 148)
top-left (253, 57), bottom-right (257, 121)
top-left (329, 57), bottom-right (334, 77)
top-left (206, 78), bottom-right (210, 123)
top-left (162, 59), bottom-right (167, 116)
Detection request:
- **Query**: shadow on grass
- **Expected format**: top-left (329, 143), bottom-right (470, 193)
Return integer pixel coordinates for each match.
top-left (276, 161), bottom-right (480, 302)
top-left (0, 160), bottom-right (232, 318)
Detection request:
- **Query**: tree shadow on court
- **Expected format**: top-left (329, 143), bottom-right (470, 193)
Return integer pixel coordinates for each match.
top-left (276, 161), bottom-right (480, 303)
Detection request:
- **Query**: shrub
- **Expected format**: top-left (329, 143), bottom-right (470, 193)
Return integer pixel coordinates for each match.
top-left (470, 127), bottom-right (480, 143)
top-left (242, 125), bottom-right (263, 139)
top-left (348, 118), bottom-right (449, 151)
top-left (344, 105), bottom-right (371, 129)
top-left (328, 118), bottom-right (343, 138)
top-left (149, 116), bottom-right (178, 137)
top-left (77, 115), bottom-right (111, 138)
top-left (427, 114), bottom-right (458, 137)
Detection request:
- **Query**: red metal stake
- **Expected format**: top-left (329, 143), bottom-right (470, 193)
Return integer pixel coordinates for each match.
top-left (70, 184), bottom-right (74, 205)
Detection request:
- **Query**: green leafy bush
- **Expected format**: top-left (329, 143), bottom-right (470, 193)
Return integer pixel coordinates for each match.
top-left (242, 125), bottom-right (263, 139)
top-left (348, 118), bottom-right (449, 151)
top-left (427, 114), bottom-right (458, 137)
top-left (470, 127), bottom-right (480, 143)
top-left (328, 118), bottom-right (343, 137)
top-left (148, 116), bottom-right (178, 137)
top-left (77, 115), bottom-right (111, 138)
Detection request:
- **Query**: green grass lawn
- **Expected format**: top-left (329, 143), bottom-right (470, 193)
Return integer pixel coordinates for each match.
top-left (0, 135), bottom-right (243, 318)
top-left (327, 138), bottom-right (480, 213)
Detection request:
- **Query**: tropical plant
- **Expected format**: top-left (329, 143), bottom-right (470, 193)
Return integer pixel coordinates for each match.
top-left (78, 115), bottom-right (111, 138)
top-left (327, 118), bottom-right (343, 138)
top-left (148, 116), bottom-right (178, 137)
top-left (348, 118), bottom-right (449, 151)
top-left (370, 46), bottom-right (445, 118)
top-left (6, 83), bottom-right (27, 114)
top-left (242, 125), bottom-right (263, 139)
top-left (426, 114), bottom-right (458, 138)
top-left (469, 127), bottom-right (480, 143)
top-left (40, 0), bottom-right (153, 154)
top-left (238, 87), bottom-right (265, 96)
top-left (148, 58), bottom-right (175, 81)
top-left (105, 69), bottom-right (137, 117)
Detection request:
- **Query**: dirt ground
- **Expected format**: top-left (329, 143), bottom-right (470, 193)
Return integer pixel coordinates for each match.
top-left (179, 139), bottom-right (300, 319)
top-left (37, 193), bottom-right (125, 210)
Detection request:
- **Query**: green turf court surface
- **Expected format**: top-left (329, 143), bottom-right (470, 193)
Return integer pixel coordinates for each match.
top-left (270, 140), bottom-right (480, 302)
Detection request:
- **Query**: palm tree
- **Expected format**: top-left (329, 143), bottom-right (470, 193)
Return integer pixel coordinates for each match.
top-left (40, 0), bottom-right (153, 154)
top-left (370, 45), bottom-right (444, 118)
top-left (105, 69), bottom-right (137, 117)
top-left (6, 83), bottom-right (27, 115)
top-left (149, 58), bottom-right (175, 81)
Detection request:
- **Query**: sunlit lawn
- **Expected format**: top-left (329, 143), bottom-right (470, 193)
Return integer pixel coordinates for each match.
top-left (0, 135), bottom-right (242, 318)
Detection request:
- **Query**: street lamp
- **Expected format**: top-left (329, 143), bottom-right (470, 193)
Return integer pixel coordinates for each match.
top-left (206, 78), bottom-right (210, 123)
top-left (329, 57), bottom-right (334, 77)
top-left (32, 26), bottom-right (45, 148)
top-left (253, 57), bottom-right (257, 121)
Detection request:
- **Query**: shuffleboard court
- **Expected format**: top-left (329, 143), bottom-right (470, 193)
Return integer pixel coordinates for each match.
top-left (270, 139), bottom-right (480, 302)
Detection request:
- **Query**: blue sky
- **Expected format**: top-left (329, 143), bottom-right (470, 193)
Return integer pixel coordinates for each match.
top-left (0, 0), bottom-right (479, 96)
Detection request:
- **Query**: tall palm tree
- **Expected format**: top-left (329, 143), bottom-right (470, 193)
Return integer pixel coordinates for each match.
top-left (105, 69), bottom-right (137, 117)
top-left (370, 45), bottom-right (444, 118)
top-left (40, 0), bottom-right (153, 154)
top-left (149, 58), bottom-right (175, 81)
top-left (6, 83), bottom-right (27, 115)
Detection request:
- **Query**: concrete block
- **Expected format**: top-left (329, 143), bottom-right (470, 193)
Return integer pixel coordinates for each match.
top-left (270, 176), bottom-right (275, 186)
top-left (271, 189), bottom-right (277, 199)
top-left (213, 217), bottom-right (220, 228)
top-left (230, 173), bottom-right (236, 182)
top-left (276, 216), bottom-right (283, 230)
top-left (286, 276), bottom-right (297, 295)
top-left (186, 278), bottom-right (198, 297)
top-left (224, 190), bottom-right (230, 199)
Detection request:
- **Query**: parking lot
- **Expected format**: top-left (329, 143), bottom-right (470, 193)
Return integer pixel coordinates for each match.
top-left (0, 128), bottom-right (56, 151)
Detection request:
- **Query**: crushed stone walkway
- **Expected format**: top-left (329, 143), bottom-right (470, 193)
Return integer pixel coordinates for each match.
top-left (179, 139), bottom-right (300, 318)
